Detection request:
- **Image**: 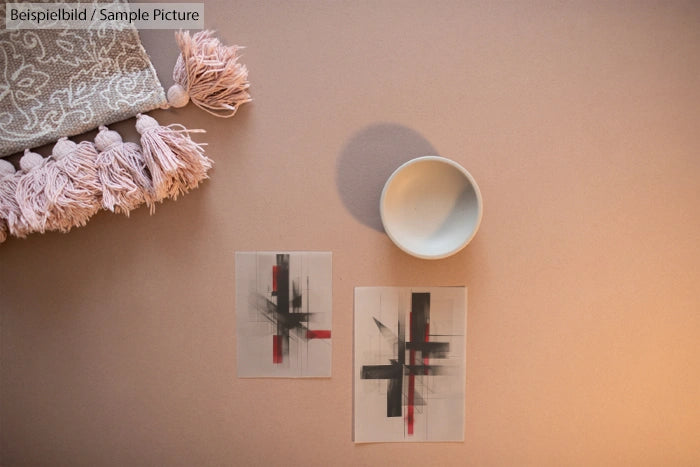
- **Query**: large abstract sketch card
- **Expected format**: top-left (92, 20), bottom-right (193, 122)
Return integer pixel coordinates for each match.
top-left (236, 252), bottom-right (332, 378)
top-left (354, 287), bottom-right (466, 443)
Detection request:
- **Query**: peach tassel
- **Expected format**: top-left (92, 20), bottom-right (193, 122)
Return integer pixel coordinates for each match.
top-left (167, 30), bottom-right (251, 117)
top-left (136, 113), bottom-right (212, 202)
top-left (95, 126), bottom-right (154, 215)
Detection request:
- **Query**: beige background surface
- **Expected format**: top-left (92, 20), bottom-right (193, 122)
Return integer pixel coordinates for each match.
top-left (2, 1), bottom-right (699, 465)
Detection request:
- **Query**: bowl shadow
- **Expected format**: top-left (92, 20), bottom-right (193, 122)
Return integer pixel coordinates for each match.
top-left (336, 123), bottom-right (437, 232)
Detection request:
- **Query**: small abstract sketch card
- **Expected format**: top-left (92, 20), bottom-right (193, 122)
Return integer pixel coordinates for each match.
top-left (354, 287), bottom-right (466, 442)
top-left (236, 252), bottom-right (332, 378)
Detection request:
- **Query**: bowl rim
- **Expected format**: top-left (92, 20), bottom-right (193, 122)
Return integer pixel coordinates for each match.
top-left (380, 155), bottom-right (483, 260)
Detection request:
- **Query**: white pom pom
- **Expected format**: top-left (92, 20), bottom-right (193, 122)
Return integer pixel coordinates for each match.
top-left (20, 149), bottom-right (44, 172)
top-left (167, 84), bottom-right (190, 108)
top-left (95, 126), bottom-right (125, 152)
top-left (52, 138), bottom-right (77, 161)
top-left (0, 159), bottom-right (15, 176)
top-left (135, 114), bottom-right (160, 134)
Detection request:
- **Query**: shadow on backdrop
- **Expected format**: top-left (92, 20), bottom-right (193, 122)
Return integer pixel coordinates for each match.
top-left (336, 123), bottom-right (437, 232)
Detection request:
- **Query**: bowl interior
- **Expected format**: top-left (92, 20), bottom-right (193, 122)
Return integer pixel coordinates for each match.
top-left (381, 157), bottom-right (481, 258)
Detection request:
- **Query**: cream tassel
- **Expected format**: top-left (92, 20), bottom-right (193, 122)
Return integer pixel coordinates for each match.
top-left (95, 126), bottom-right (154, 215)
top-left (0, 159), bottom-right (18, 242)
top-left (136, 113), bottom-right (212, 202)
top-left (8, 151), bottom-right (43, 237)
top-left (167, 30), bottom-right (251, 117)
top-left (46, 139), bottom-right (102, 232)
top-left (15, 149), bottom-right (59, 234)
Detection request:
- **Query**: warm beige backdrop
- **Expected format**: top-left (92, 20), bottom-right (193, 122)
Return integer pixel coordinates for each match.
top-left (2, 1), bottom-right (699, 465)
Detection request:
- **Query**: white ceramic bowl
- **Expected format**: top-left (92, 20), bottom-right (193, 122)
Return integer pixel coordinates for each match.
top-left (380, 156), bottom-right (483, 259)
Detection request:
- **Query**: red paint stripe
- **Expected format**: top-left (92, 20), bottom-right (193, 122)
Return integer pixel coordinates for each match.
top-left (424, 322), bottom-right (429, 375)
top-left (273, 335), bottom-right (282, 364)
top-left (408, 311), bottom-right (415, 435)
top-left (408, 359), bottom-right (415, 434)
top-left (272, 266), bottom-right (279, 292)
top-left (306, 330), bottom-right (331, 339)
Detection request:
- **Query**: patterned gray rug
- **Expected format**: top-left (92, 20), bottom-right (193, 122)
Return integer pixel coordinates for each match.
top-left (0, 1), bottom-right (166, 158)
